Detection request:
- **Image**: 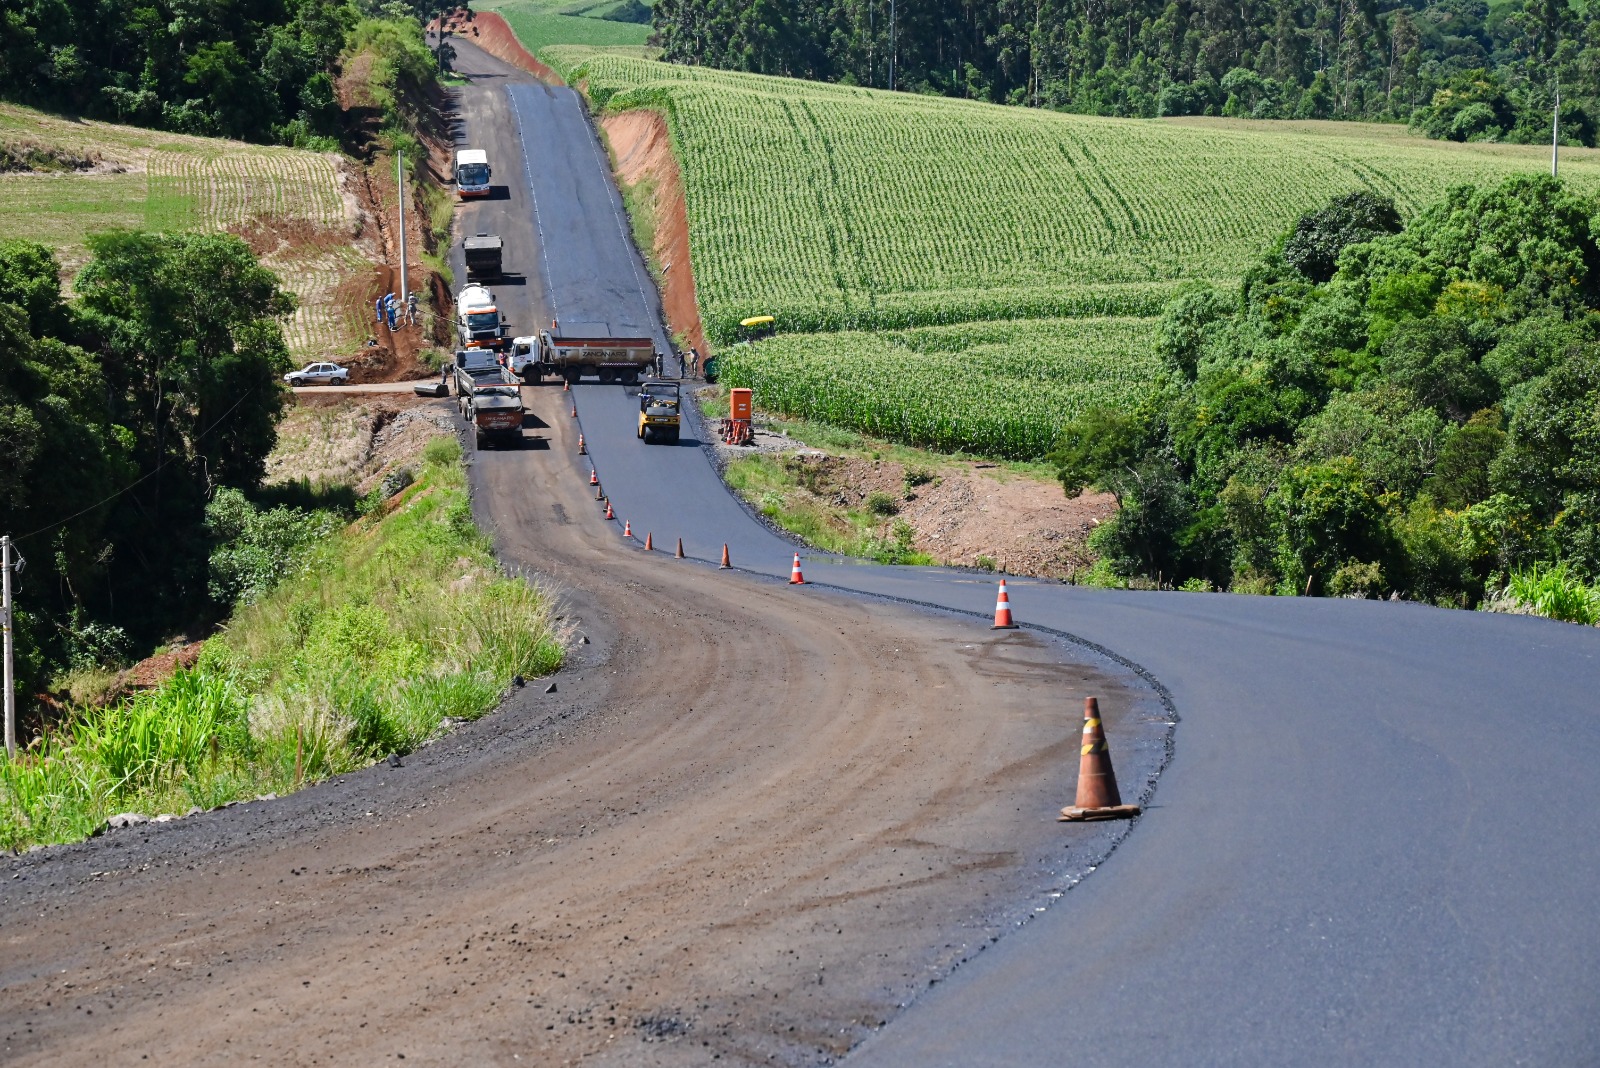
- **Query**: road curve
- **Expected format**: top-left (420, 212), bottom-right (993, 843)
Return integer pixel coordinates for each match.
top-left (446, 36), bottom-right (1600, 1066)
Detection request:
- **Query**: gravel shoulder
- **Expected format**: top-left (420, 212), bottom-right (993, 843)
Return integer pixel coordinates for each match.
top-left (1, 383), bottom-right (1169, 1066)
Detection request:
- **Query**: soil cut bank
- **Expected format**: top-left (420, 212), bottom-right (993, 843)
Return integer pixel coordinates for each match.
top-left (1, 383), bottom-right (1170, 1066)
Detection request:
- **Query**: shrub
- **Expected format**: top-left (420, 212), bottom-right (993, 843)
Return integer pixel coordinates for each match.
top-left (1506, 562), bottom-right (1600, 624)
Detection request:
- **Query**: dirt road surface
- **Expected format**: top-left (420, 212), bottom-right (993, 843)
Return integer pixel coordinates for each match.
top-left (1, 385), bottom-right (1166, 1065)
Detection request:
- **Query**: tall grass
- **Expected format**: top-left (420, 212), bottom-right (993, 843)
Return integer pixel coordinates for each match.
top-left (0, 440), bottom-right (565, 851)
top-left (1504, 562), bottom-right (1600, 625)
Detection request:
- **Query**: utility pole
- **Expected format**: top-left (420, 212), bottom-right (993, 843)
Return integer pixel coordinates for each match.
top-left (1552, 76), bottom-right (1561, 179)
top-left (397, 152), bottom-right (409, 314)
top-left (2, 535), bottom-right (21, 761)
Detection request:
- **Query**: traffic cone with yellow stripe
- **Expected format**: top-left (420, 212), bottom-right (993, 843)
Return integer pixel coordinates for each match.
top-left (991, 579), bottom-right (1018, 629)
top-left (1059, 697), bottom-right (1141, 822)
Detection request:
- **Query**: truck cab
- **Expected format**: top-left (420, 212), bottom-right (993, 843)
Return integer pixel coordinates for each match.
top-left (454, 149), bottom-right (491, 198)
top-left (456, 284), bottom-right (506, 350)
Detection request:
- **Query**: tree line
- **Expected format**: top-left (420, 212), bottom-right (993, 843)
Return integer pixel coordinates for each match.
top-left (0, 0), bottom-right (445, 148)
top-left (650, 0), bottom-right (1600, 145)
top-left (1049, 176), bottom-right (1600, 608)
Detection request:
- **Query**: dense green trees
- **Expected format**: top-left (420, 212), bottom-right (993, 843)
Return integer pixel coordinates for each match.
top-left (1051, 177), bottom-right (1600, 603)
top-left (0, 0), bottom-right (370, 146)
top-left (652, 0), bottom-right (1600, 145)
top-left (0, 235), bottom-right (295, 702)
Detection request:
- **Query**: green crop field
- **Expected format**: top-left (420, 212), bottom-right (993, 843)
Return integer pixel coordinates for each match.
top-left (716, 317), bottom-right (1163, 459)
top-left (0, 102), bottom-right (365, 359)
top-left (529, 47), bottom-right (1600, 457)
top-left (477, 0), bottom-right (651, 54)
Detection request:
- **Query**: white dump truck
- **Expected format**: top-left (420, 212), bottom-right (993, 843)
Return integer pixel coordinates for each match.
top-left (507, 328), bottom-right (658, 385)
top-left (454, 148), bottom-right (491, 198)
top-left (456, 284), bottom-right (507, 351)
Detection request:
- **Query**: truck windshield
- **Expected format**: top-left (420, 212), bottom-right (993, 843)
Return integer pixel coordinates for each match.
top-left (459, 163), bottom-right (489, 186)
top-left (466, 311), bottom-right (499, 330)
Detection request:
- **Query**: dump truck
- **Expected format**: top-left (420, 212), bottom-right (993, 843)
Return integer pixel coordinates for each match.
top-left (454, 149), bottom-right (491, 198)
top-left (509, 328), bottom-right (658, 385)
top-left (637, 380), bottom-right (681, 444)
top-left (456, 284), bottom-right (508, 350)
top-left (453, 349), bottom-right (524, 449)
top-left (462, 234), bottom-right (503, 281)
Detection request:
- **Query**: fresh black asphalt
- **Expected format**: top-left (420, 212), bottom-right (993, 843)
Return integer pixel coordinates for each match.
top-left (444, 38), bottom-right (1600, 1065)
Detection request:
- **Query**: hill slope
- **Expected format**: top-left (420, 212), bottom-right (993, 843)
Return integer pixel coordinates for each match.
top-left (0, 102), bottom-right (370, 360)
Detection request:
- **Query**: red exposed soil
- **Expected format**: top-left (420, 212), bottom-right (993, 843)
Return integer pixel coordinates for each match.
top-left (604, 110), bottom-right (709, 355)
top-left (435, 10), bottom-right (559, 84)
top-left (118, 641), bottom-right (205, 692)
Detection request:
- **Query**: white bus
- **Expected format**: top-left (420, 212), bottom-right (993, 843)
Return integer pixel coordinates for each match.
top-left (454, 149), bottom-right (491, 198)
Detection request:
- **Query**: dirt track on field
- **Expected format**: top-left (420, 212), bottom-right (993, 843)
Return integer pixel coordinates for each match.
top-left (0, 387), bottom-right (1161, 1065)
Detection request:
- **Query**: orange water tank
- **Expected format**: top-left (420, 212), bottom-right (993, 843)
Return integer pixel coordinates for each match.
top-left (729, 387), bottom-right (753, 421)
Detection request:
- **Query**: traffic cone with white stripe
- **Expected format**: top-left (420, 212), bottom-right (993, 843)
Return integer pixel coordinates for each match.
top-left (623, 519), bottom-right (631, 538)
top-left (789, 553), bottom-right (806, 585)
top-left (605, 499), bottom-right (614, 520)
top-left (589, 469), bottom-right (598, 486)
top-left (1059, 697), bottom-right (1141, 822)
top-left (578, 434), bottom-right (586, 455)
top-left (991, 579), bottom-right (1018, 629)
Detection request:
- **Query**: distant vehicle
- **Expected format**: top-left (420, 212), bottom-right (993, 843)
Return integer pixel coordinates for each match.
top-left (284, 362), bottom-right (348, 387)
top-left (510, 329), bottom-right (657, 385)
top-left (456, 284), bottom-right (508, 350)
top-left (453, 349), bottom-right (524, 449)
top-left (463, 233), bottom-right (503, 280)
top-left (454, 149), bottom-right (491, 198)
top-left (637, 380), bottom-right (681, 444)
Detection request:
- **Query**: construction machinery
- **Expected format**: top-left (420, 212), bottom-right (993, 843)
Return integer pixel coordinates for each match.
top-left (462, 233), bottom-right (503, 281)
top-left (512, 325), bottom-right (658, 385)
top-left (456, 284), bottom-right (508, 350)
top-left (637, 380), bottom-right (681, 444)
top-left (453, 348), bottom-right (525, 449)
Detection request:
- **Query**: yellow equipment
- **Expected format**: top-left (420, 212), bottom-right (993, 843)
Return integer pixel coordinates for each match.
top-left (637, 380), bottom-right (681, 444)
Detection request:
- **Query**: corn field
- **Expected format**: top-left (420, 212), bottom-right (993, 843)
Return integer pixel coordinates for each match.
top-left (715, 317), bottom-right (1162, 459)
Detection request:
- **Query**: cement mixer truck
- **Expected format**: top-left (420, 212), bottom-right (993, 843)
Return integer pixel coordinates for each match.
top-left (456, 284), bottom-right (508, 351)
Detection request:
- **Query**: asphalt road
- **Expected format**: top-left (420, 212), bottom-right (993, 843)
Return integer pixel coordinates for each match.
top-left (447, 37), bottom-right (1600, 1065)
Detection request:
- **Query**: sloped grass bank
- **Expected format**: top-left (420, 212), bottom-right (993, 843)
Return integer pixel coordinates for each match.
top-left (0, 439), bottom-right (563, 851)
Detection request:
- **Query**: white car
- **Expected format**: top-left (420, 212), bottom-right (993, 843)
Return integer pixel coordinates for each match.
top-left (284, 362), bottom-right (349, 387)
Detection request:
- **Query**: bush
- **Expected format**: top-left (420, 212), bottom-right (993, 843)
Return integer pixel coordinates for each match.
top-left (865, 491), bottom-right (899, 516)
top-left (1506, 562), bottom-right (1600, 624)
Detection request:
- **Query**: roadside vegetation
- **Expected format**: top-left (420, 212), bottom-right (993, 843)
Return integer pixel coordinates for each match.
top-left (1053, 178), bottom-right (1600, 611)
top-left (725, 453), bottom-right (934, 565)
top-left (0, 436), bottom-right (565, 851)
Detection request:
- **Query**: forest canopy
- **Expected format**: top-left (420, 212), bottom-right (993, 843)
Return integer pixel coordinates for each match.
top-left (651, 0), bottom-right (1599, 145)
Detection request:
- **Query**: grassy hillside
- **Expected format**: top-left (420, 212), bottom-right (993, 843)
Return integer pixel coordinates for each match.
top-left (0, 102), bottom-right (369, 359)
top-left (538, 49), bottom-right (1600, 456)
top-left (478, 0), bottom-right (652, 54)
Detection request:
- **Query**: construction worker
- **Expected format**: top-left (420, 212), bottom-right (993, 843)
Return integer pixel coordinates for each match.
top-left (406, 291), bottom-right (419, 326)
top-left (374, 295), bottom-right (384, 324)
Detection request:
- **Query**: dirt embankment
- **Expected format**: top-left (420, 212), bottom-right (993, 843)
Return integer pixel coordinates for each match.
top-left (435, 9), bottom-right (560, 84)
top-left (604, 110), bottom-right (709, 355)
top-left (740, 441), bottom-right (1116, 578)
top-left (330, 48), bottom-right (457, 383)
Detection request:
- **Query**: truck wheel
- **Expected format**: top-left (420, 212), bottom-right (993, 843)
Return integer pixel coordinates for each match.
top-left (525, 369), bottom-right (543, 386)
top-left (667, 428), bottom-right (680, 445)
top-left (597, 367), bottom-right (615, 384)
top-left (474, 431), bottom-right (484, 450)
top-left (621, 369), bottom-right (639, 386)
top-left (581, 365), bottom-right (598, 382)
top-left (564, 367), bottom-right (582, 386)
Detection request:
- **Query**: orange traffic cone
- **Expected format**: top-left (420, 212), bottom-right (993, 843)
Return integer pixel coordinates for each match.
top-left (578, 434), bottom-right (586, 455)
top-left (605, 499), bottom-right (614, 520)
top-left (623, 520), bottom-right (631, 537)
top-left (571, 403), bottom-right (577, 418)
top-left (789, 553), bottom-right (806, 585)
top-left (719, 543), bottom-right (731, 569)
top-left (589, 469), bottom-right (598, 486)
top-left (1059, 697), bottom-right (1141, 822)
top-left (992, 579), bottom-right (1019, 629)
top-left (675, 537), bottom-right (685, 559)
top-left (644, 532), bottom-right (653, 551)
